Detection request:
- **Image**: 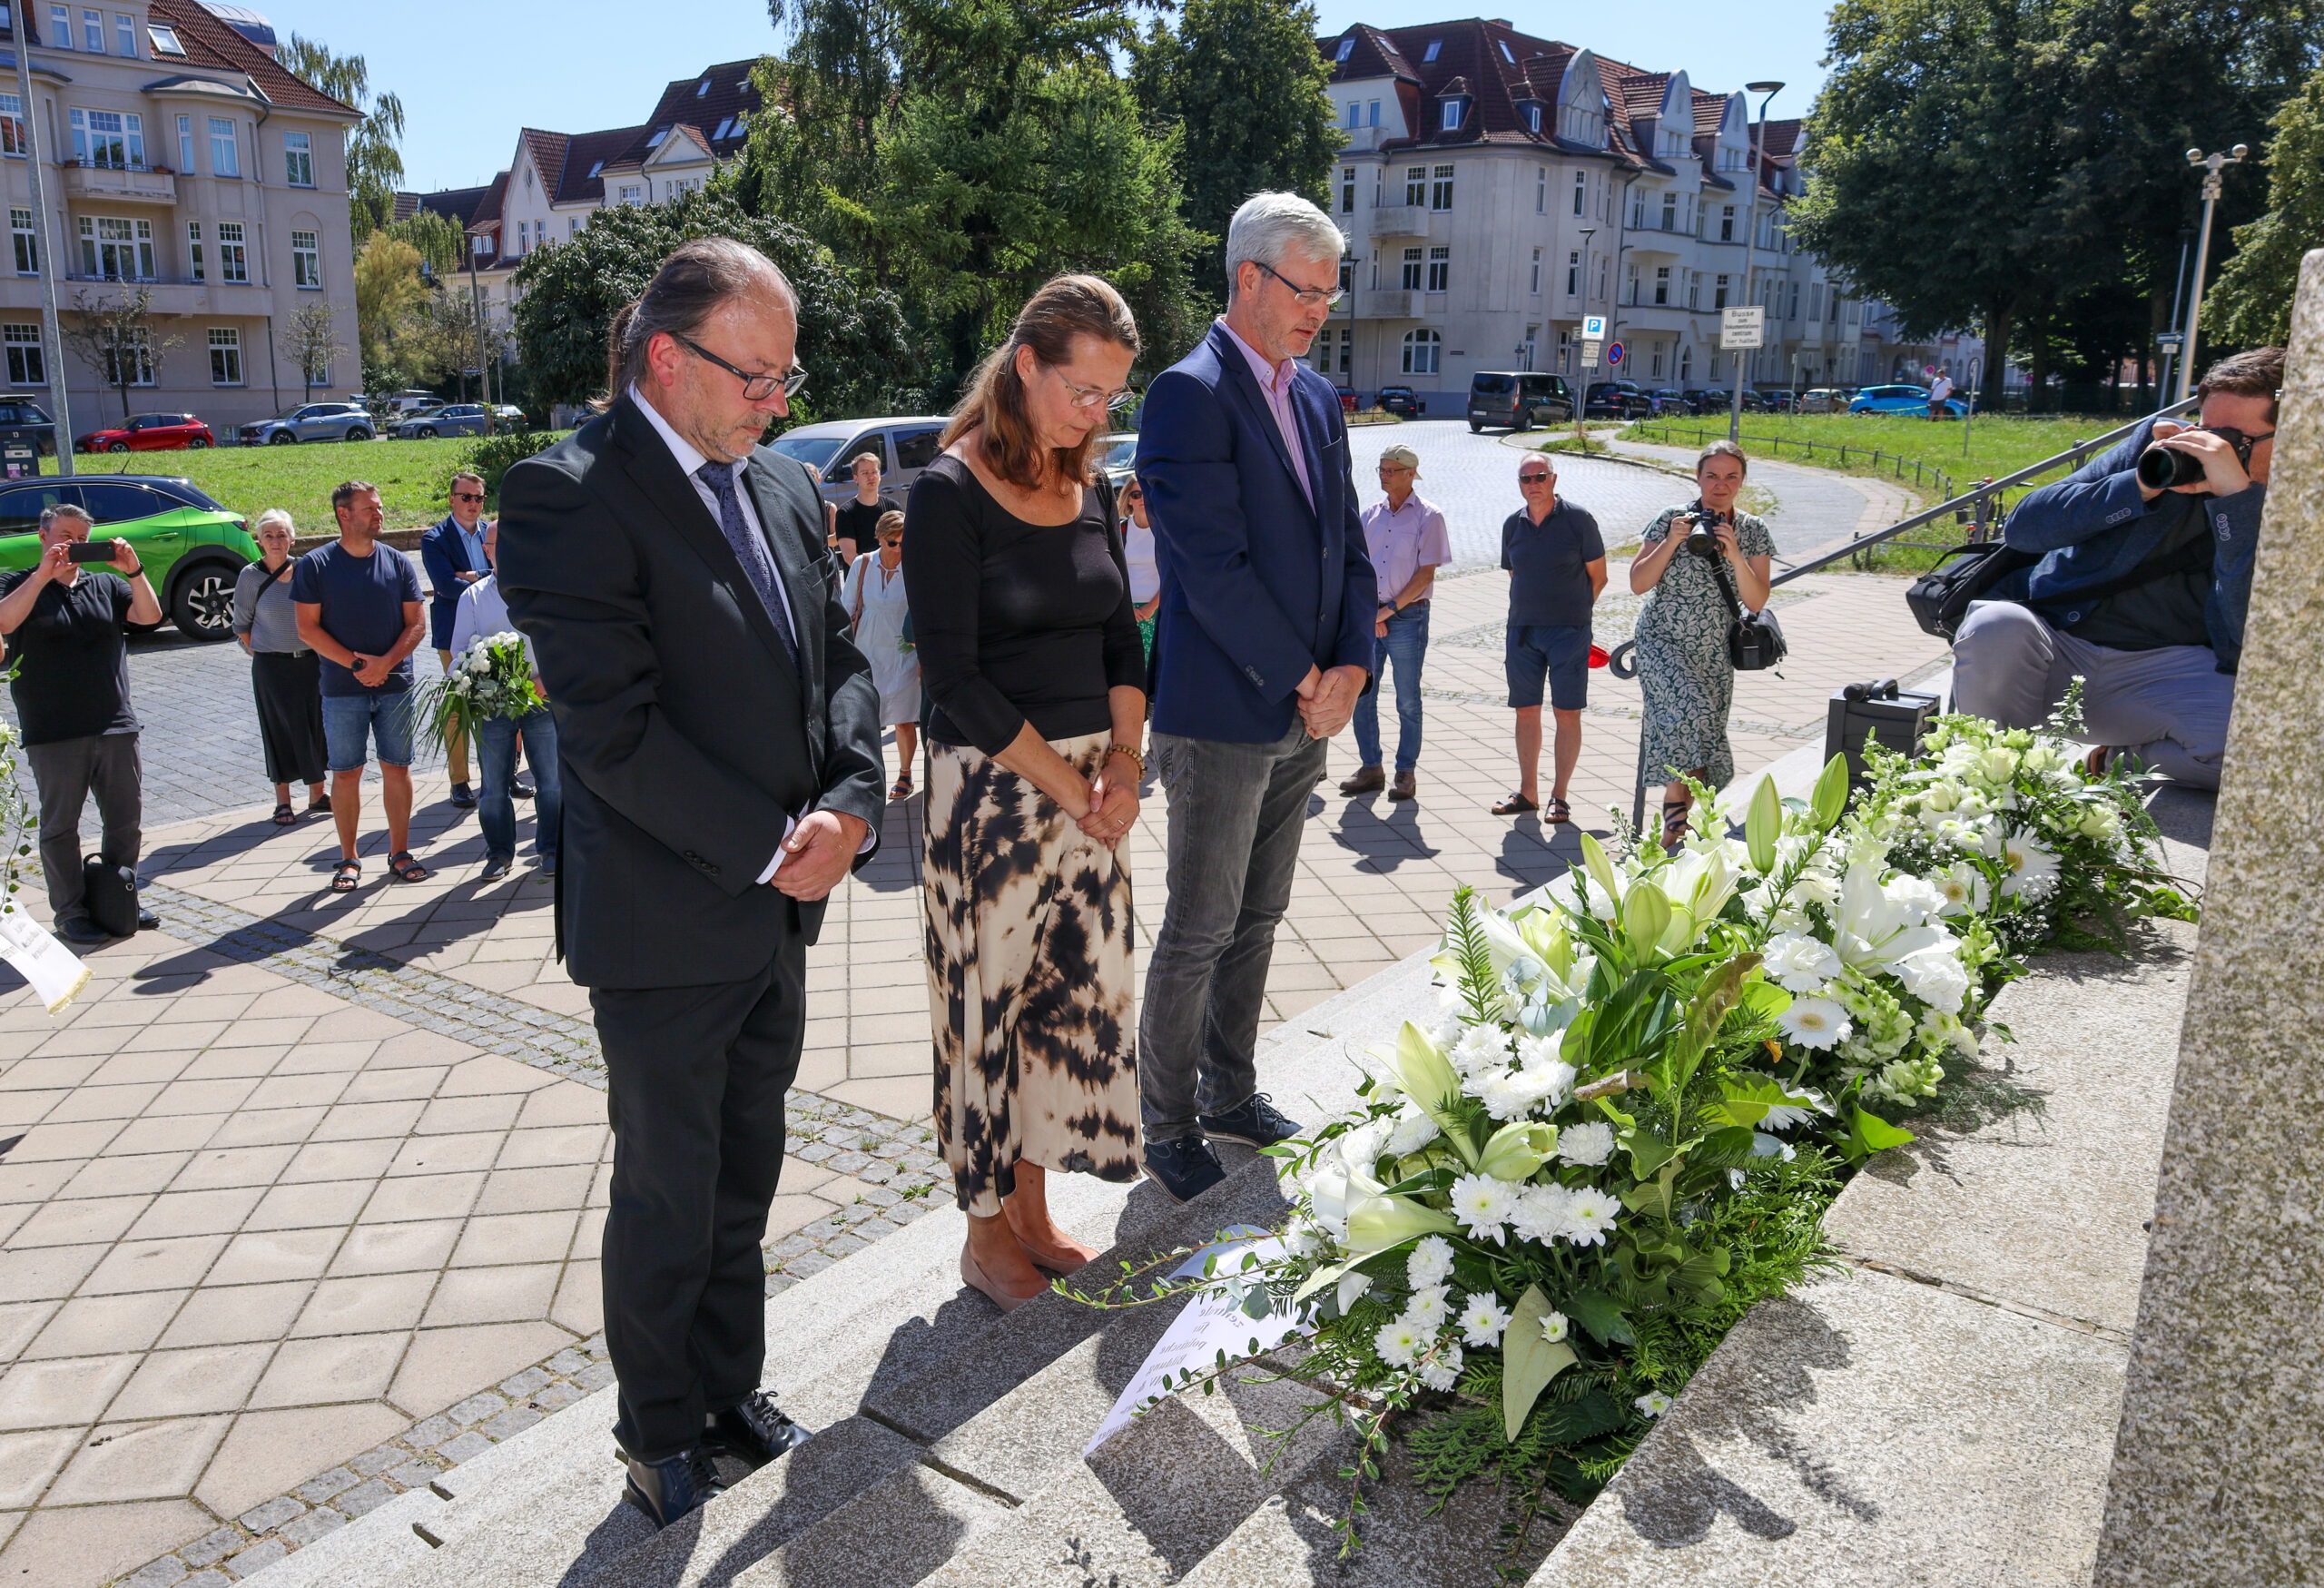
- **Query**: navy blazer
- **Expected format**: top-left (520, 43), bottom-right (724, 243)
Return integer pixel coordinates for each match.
top-left (1137, 321), bottom-right (1376, 743)
top-left (419, 514), bottom-right (488, 651)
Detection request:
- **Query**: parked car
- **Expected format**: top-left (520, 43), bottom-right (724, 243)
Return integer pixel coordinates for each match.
top-left (1095, 431), bottom-right (1137, 492)
top-left (1375, 386), bottom-right (1424, 418)
top-left (392, 404), bottom-right (490, 440)
top-left (74, 413), bottom-right (214, 453)
top-left (1797, 388), bottom-right (1844, 413)
top-left (374, 390), bottom-right (439, 419)
top-left (0, 475), bottom-right (257, 640)
top-left (0, 399), bottom-right (60, 458)
top-left (1583, 381), bottom-right (1654, 419)
top-left (1743, 390), bottom-right (1786, 413)
top-left (766, 415), bottom-right (950, 508)
top-left (1850, 382), bottom-right (1968, 418)
top-left (239, 402), bottom-right (375, 445)
top-left (1681, 389), bottom-right (1728, 414)
top-left (1466, 371), bottom-right (1572, 432)
top-left (490, 404), bottom-right (527, 427)
top-left (1645, 388), bottom-right (1698, 417)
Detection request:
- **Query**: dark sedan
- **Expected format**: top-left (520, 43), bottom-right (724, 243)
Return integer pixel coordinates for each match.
top-left (1376, 386), bottom-right (1424, 418)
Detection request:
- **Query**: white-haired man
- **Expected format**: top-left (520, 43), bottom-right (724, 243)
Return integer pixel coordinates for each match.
top-left (1133, 191), bottom-right (1377, 1202)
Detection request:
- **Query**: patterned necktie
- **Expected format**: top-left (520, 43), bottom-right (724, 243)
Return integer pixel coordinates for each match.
top-left (695, 461), bottom-right (800, 670)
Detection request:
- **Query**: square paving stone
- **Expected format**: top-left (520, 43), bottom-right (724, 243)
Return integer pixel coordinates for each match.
top-left (247, 1333), bottom-right (406, 1409)
top-left (388, 1322), bottom-right (570, 1419)
top-left (307, 1100), bottom-right (428, 1143)
top-left (205, 1229), bottom-right (340, 1287)
top-left (448, 1211), bottom-right (578, 1268)
top-left (46, 1414), bottom-right (234, 1504)
top-left (170, 1146), bottom-right (300, 1193)
top-left (329, 1220), bottom-right (461, 1277)
top-left (24, 1291), bottom-right (185, 1361)
top-left (104, 1342), bottom-right (274, 1421)
top-left (0, 1243), bottom-right (109, 1303)
top-left (9, 1196), bottom-right (149, 1248)
top-left (202, 1108), bottom-right (328, 1150)
top-left (0, 1353), bottom-right (142, 1429)
top-left (0, 1426), bottom-right (82, 1509)
top-left (196, 1402), bottom-right (409, 1520)
top-left (291, 1272), bottom-right (435, 1337)
top-left (423, 1264), bottom-right (560, 1327)
top-left (0, 1496), bottom-right (212, 1588)
top-left (358, 1173), bottom-right (485, 1226)
top-left (471, 1165), bottom-right (594, 1217)
top-left (243, 1180), bottom-right (371, 1232)
top-left (81, 1235), bottom-right (229, 1297)
top-left (385, 1132), bottom-right (505, 1178)
top-left (127, 1188), bottom-right (268, 1241)
top-left (157, 1282), bottom-right (313, 1348)
top-left (277, 1137), bottom-right (398, 1184)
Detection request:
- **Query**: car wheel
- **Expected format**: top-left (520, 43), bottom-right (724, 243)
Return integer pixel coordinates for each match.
top-left (188, 437), bottom-right (209, 449)
top-left (1468, 420), bottom-right (1482, 434)
top-left (1513, 414), bottom-right (1531, 433)
top-left (348, 428), bottom-right (373, 442)
top-left (168, 559), bottom-right (240, 641)
top-left (270, 431), bottom-right (296, 445)
top-left (105, 440), bottom-right (128, 452)
top-left (417, 427), bottom-right (437, 439)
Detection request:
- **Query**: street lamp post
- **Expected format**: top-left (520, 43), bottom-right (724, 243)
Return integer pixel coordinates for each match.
top-left (10, 10), bottom-right (73, 477)
top-left (2176, 144), bottom-right (2246, 404)
top-left (1728, 81), bottom-right (1783, 445)
top-left (1575, 225), bottom-right (1595, 446)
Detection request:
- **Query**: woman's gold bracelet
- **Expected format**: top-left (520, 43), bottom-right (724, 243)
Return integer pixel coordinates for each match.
top-left (1107, 743), bottom-right (1146, 774)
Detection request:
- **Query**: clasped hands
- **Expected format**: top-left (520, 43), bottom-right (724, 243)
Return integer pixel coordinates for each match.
top-left (773, 809), bottom-right (871, 901)
top-left (1295, 663), bottom-right (1368, 740)
top-left (1075, 750), bottom-right (1141, 850)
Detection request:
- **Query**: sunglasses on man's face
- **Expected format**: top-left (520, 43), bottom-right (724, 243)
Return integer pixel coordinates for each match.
top-left (1519, 473), bottom-right (1552, 485)
top-left (451, 491), bottom-right (486, 504)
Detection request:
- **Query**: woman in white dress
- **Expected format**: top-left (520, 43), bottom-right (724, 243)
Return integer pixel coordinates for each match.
top-left (840, 509), bottom-right (923, 799)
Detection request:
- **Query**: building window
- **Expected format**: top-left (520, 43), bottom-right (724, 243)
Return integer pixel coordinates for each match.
top-left (79, 6), bottom-right (98, 51)
top-left (1570, 171), bottom-right (1585, 218)
top-left (1523, 103), bottom-right (1541, 133)
top-left (209, 117), bottom-right (239, 177)
top-left (185, 220), bottom-right (202, 281)
top-left (1720, 204), bottom-right (1736, 242)
top-left (78, 214), bottom-right (154, 280)
top-left (1403, 165), bottom-right (1426, 206)
top-left (284, 130), bottom-right (312, 187)
top-left (1660, 191), bottom-right (1678, 232)
top-left (1367, 100), bottom-right (1380, 127)
top-left (568, 217), bottom-right (580, 236)
top-left (1557, 329), bottom-right (1571, 372)
top-left (208, 326), bottom-right (241, 385)
top-left (1679, 345), bottom-right (1692, 381)
top-left (1649, 342), bottom-right (1664, 379)
top-left (1400, 246), bottom-right (1422, 291)
top-left (307, 358), bottom-right (330, 388)
top-left (1653, 265), bottom-right (1670, 305)
top-left (102, 325), bottom-right (153, 386)
top-left (217, 219), bottom-right (246, 282)
top-left (1335, 37), bottom-right (1354, 62)
top-left (1687, 271), bottom-right (1700, 310)
top-left (1810, 282), bottom-right (1824, 321)
top-left (1311, 326), bottom-right (1333, 374)
top-left (1339, 166), bottom-right (1355, 215)
top-left (4, 323), bottom-right (43, 385)
top-left (1530, 248), bottom-right (1541, 295)
top-left (1422, 39), bottom-right (1441, 62)
top-left (113, 10), bottom-right (133, 54)
top-left (1430, 164), bottom-right (1453, 210)
top-left (1426, 246), bottom-right (1449, 292)
top-left (1714, 272), bottom-right (1728, 309)
top-left (1344, 100), bottom-right (1360, 130)
top-left (291, 229), bottom-right (320, 289)
top-left (1534, 166), bottom-right (1545, 213)
top-left (1566, 251), bottom-right (1581, 297)
top-left (1440, 99), bottom-right (1461, 133)
top-left (9, 208), bottom-right (32, 274)
top-left (1402, 328), bottom-right (1440, 376)
top-left (48, 6), bottom-right (67, 49)
top-left (618, 184), bottom-right (643, 205)
top-left (70, 108), bottom-right (144, 170)
top-left (0, 94), bottom-right (21, 157)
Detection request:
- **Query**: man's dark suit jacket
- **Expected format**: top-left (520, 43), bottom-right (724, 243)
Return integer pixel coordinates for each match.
top-left (496, 392), bottom-right (883, 991)
top-left (419, 515), bottom-right (487, 652)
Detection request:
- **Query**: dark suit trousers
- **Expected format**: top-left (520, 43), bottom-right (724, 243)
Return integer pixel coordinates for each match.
top-left (593, 938), bottom-right (804, 1462)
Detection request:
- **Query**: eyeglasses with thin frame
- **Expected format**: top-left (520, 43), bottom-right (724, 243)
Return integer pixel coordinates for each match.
top-left (673, 332), bottom-right (809, 402)
top-left (1252, 259), bottom-right (1346, 310)
top-left (1052, 367), bottom-right (1137, 412)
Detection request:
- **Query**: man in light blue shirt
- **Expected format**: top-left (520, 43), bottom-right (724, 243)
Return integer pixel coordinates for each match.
top-left (452, 519), bottom-right (559, 882)
top-left (1341, 443), bottom-right (1449, 801)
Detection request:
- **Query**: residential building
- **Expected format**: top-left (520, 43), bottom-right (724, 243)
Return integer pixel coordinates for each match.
top-left (1315, 19), bottom-right (1979, 406)
top-left (0, 0), bottom-right (362, 434)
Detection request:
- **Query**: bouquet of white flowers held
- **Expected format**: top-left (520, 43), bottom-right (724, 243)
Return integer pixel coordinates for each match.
top-left (417, 632), bottom-right (546, 759)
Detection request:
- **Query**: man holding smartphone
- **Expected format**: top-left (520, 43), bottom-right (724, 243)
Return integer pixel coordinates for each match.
top-left (0, 502), bottom-right (162, 943)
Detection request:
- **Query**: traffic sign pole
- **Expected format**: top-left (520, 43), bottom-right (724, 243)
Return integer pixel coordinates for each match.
top-left (1719, 306), bottom-right (1767, 443)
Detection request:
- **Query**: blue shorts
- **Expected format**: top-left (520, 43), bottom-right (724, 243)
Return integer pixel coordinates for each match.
top-left (322, 691), bottom-right (417, 772)
top-left (1506, 624), bottom-right (1590, 711)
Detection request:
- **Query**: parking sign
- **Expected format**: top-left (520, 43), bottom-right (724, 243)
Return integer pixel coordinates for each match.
top-left (1582, 316), bottom-right (1608, 340)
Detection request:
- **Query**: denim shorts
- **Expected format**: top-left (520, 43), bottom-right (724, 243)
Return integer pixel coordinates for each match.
top-left (321, 691), bottom-right (417, 772)
top-left (1506, 624), bottom-right (1591, 711)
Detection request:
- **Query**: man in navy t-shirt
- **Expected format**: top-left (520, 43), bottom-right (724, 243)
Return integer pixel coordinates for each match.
top-left (1495, 457), bottom-right (1606, 824)
top-left (293, 480), bottom-right (428, 893)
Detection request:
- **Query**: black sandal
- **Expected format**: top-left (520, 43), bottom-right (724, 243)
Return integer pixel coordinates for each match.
top-left (1661, 799), bottom-right (1692, 850)
top-left (1544, 798), bottom-right (1571, 824)
top-left (1492, 793), bottom-right (1539, 815)
top-left (272, 802), bottom-right (296, 827)
top-left (387, 850), bottom-right (430, 883)
top-left (890, 774), bottom-right (913, 800)
top-left (330, 858), bottom-right (361, 893)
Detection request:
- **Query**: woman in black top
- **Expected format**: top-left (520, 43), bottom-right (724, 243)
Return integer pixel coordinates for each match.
top-left (905, 273), bottom-right (1147, 1313)
top-left (828, 451), bottom-right (898, 565)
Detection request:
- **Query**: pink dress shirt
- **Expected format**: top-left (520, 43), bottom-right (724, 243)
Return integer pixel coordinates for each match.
top-left (1216, 318), bottom-right (1314, 508)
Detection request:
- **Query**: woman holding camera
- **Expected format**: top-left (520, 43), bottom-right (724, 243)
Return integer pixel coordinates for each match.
top-left (1629, 441), bottom-right (1773, 848)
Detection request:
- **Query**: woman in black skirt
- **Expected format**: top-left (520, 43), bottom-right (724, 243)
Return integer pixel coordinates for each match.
top-left (232, 509), bottom-right (328, 825)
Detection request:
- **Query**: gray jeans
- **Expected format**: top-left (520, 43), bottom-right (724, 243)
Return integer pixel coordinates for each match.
top-left (1139, 722), bottom-right (1327, 1142)
top-left (1952, 601), bottom-right (2232, 789)
top-left (25, 732), bottom-right (142, 925)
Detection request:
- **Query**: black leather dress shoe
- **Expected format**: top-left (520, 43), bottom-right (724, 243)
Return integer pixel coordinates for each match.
top-left (705, 1389), bottom-right (812, 1468)
top-left (622, 1447), bottom-right (724, 1529)
top-left (135, 909), bottom-right (159, 932)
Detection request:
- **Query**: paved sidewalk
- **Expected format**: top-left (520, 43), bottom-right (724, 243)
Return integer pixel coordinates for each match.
top-left (0, 557), bottom-right (1946, 1587)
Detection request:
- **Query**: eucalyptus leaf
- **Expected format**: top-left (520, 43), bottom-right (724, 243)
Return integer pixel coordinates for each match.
top-left (1503, 1285), bottom-right (1580, 1442)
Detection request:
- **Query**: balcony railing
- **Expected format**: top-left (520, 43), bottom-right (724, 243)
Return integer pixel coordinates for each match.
top-left (1367, 205), bottom-right (1430, 240)
top-left (1356, 288), bottom-right (1421, 319)
top-left (60, 163), bottom-right (178, 204)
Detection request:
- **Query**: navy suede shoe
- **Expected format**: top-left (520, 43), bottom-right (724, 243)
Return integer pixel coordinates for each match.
top-left (1144, 1134), bottom-right (1226, 1203)
top-left (1198, 1092), bottom-right (1302, 1149)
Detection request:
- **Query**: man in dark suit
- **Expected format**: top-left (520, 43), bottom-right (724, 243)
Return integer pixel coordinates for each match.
top-left (419, 471), bottom-right (490, 806)
top-left (1134, 192), bottom-right (1376, 1203)
top-left (495, 239), bottom-right (882, 1528)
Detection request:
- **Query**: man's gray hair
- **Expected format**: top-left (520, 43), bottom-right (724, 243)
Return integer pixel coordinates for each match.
top-left (1224, 192), bottom-right (1344, 302)
top-left (39, 503), bottom-right (93, 532)
top-left (606, 237), bottom-right (796, 399)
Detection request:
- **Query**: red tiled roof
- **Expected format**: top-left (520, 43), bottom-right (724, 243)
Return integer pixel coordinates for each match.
top-left (517, 128), bottom-right (572, 193)
top-left (609, 59), bottom-right (763, 170)
top-left (147, 0), bottom-right (360, 117)
top-left (551, 125), bottom-right (646, 205)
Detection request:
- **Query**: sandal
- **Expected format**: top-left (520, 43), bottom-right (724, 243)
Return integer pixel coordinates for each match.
top-left (2082, 744), bottom-right (2116, 778)
top-left (890, 774), bottom-right (913, 800)
top-left (309, 794), bottom-right (332, 815)
top-left (1661, 800), bottom-right (1692, 851)
top-left (387, 850), bottom-right (430, 883)
top-left (330, 858), bottom-right (361, 893)
top-left (272, 802), bottom-right (296, 827)
top-left (1492, 793), bottom-right (1539, 815)
top-left (1544, 798), bottom-right (1571, 824)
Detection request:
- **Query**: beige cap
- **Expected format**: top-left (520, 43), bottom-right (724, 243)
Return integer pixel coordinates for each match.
top-left (1378, 443), bottom-right (1421, 473)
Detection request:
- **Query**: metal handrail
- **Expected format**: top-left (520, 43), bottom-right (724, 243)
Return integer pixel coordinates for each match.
top-left (1770, 395), bottom-right (2199, 585)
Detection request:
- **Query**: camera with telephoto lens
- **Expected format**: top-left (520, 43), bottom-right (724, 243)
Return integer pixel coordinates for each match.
top-left (2135, 426), bottom-right (2259, 492)
top-left (1683, 502), bottom-right (1725, 558)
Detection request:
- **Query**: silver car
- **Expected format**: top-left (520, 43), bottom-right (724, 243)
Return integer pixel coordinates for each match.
top-left (238, 401), bottom-right (376, 445)
top-left (764, 416), bottom-right (950, 506)
top-left (392, 404), bottom-right (490, 440)
top-left (1797, 388), bottom-right (1844, 414)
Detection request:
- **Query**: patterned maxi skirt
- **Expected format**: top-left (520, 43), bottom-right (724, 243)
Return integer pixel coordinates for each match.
top-left (923, 731), bottom-right (1142, 1216)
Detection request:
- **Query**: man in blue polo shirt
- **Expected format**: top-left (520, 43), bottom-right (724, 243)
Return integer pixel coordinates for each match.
top-left (1495, 457), bottom-right (1604, 824)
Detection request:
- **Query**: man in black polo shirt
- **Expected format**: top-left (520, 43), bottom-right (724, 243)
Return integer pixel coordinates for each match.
top-left (0, 502), bottom-right (162, 943)
top-left (1494, 457), bottom-right (1605, 824)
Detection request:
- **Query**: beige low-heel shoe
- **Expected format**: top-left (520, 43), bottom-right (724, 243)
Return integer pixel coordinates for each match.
top-left (960, 1245), bottom-right (1044, 1312)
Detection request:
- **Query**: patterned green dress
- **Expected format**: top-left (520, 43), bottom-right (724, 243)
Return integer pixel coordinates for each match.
top-left (1633, 507), bottom-right (1776, 790)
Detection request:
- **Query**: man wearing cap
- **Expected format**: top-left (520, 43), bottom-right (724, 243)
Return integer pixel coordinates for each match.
top-left (1340, 443), bottom-right (1450, 801)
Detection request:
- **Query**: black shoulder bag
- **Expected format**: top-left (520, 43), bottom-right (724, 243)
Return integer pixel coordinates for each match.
top-left (1708, 543), bottom-right (1787, 671)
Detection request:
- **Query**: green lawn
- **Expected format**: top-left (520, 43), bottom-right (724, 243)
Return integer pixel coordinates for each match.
top-left (34, 436), bottom-right (536, 534)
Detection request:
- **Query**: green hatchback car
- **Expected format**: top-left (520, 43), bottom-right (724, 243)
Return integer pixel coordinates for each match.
top-left (0, 476), bottom-right (257, 640)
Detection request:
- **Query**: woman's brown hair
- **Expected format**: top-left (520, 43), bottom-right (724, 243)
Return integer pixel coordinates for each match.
top-left (940, 274), bottom-right (1138, 492)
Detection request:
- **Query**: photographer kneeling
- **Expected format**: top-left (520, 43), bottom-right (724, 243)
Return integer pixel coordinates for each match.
top-left (1952, 348), bottom-right (2277, 789)
top-left (0, 503), bottom-right (162, 943)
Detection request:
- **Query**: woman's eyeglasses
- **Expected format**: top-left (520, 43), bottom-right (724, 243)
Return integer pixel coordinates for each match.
top-left (675, 333), bottom-right (809, 402)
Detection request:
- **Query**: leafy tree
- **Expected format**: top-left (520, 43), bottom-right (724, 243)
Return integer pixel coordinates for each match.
top-left (2207, 63), bottom-right (2324, 349)
top-left (383, 209), bottom-right (468, 280)
top-left (285, 301), bottom-right (350, 393)
top-left (61, 290), bottom-right (183, 422)
top-left (508, 188), bottom-right (914, 414)
top-left (1130, 0), bottom-right (1339, 298)
top-left (281, 34), bottom-right (407, 241)
top-left (354, 233), bottom-right (429, 377)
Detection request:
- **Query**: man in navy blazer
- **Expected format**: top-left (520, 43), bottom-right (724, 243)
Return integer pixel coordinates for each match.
top-left (1135, 192), bottom-right (1376, 1202)
top-left (419, 474), bottom-right (490, 805)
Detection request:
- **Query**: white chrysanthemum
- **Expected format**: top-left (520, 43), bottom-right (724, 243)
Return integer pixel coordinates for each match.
top-left (1400, 1285), bottom-right (1451, 1331)
top-left (1558, 1120), bottom-right (1616, 1167)
top-left (1509, 1182), bottom-right (1570, 1244)
top-left (1450, 1174), bottom-right (1517, 1241)
top-left (1385, 1105), bottom-right (1441, 1159)
top-left (1515, 1030), bottom-right (1564, 1070)
top-left (1478, 1060), bottom-right (1575, 1122)
top-left (1761, 932), bottom-right (1842, 994)
top-left (1452, 1022), bottom-right (1513, 1076)
top-left (1635, 1390), bottom-right (1673, 1417)
top-left (1419, 1341), bottom-right (1463, 1392)
top-left (1917, 1007), bottom-right (1980, 1058)
top-left (1777, 996), bottom-right (1851, 1050)
top-left (1428, 1015), bottom-right (1465, 1053)
top-left (1539, 1308), bottom-right (1571, 1345)
top-left (1893, 943), bottom-right (1970, 1015)
top-left (1933, 863), bottom-right (1989, 917)
top-left (1279, 1223), bottom-right (1322, 1258)
top-left (1458, 1293), bottom-right (1512, 1348)
top-left (1405, 1236), bottom-right (1455, 1292)
top-left (1561, 1185), bottom-right (1620, 1246)
top-left (2000, 833), bottom-right (2061, 900)
top-left (1374, 1317), bottom-right (1423, 1369)
top-left (1886, 873), bottom-right (1948, 926)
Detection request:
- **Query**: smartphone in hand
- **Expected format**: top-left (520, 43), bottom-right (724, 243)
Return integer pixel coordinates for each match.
top-left (65, 540), bottom-right (118, 564)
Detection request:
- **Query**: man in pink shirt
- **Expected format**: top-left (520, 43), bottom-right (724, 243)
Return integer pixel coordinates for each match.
top-left (1341, 443), bottom-right (1449, 800)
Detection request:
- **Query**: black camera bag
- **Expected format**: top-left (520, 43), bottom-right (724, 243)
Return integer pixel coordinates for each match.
top-left (80, 856), bottom-right (137, 939)
top-left (1905, 540), bottom-right (2040, 640)
top-left (1708, 552), bottom-right (1787, 671)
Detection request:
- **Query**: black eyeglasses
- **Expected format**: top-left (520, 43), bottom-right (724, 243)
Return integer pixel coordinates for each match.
top-left (1252, 260), bottom-right (1346, 310)
top-left (674, 332), bottom-right (809, 402)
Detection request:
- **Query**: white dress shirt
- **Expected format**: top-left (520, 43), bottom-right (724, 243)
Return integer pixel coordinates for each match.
top-left (449, 572), bottom-right (517, 661)
top-left (625, 384), bottom-right (868, 883)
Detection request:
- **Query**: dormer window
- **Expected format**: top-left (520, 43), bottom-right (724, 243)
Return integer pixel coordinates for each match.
top-left (147, 23), bottom-right (182, 55)
top-left (1442, 99), bottom-right (1462, 131)
top-left (714, 116), bottom-right (734, 140)
top-left (1335, 37), bottom-right (1354, 63)
top-left (1520, 99), bottom-right (1543, 134)
top-left (645, 129), bottom-right (665, 148)
top-left (695, 79), bottom-right (710, 97)
top-left (1436, 76), bottom-right (1472, 133)
top-left (1423, 39), bottom-right (1441, 63)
